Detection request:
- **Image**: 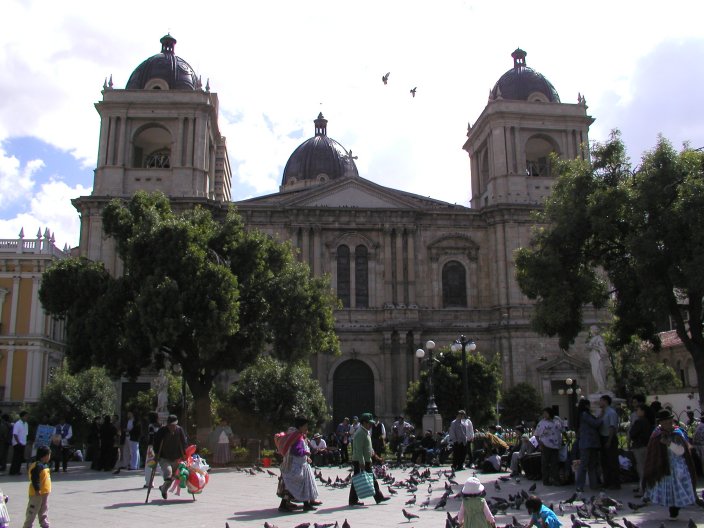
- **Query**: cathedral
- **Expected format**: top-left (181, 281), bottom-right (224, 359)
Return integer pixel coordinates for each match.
top-left (71, 35), bottom-right (603, 425)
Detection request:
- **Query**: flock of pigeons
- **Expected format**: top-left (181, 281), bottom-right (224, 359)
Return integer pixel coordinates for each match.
top-left (382, 72), bottom-right (417, 98)
top-left (224, 462), bottom-right (701, 528)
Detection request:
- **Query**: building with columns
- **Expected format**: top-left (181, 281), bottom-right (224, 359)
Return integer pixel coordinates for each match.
top-left (0, 229), bottom-right (68, 409)
top-left (71, 36), bottom-right (605, 425)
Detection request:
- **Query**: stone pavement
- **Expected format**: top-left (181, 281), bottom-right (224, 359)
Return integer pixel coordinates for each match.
top-left (1, 461), bottom-right (704, 527)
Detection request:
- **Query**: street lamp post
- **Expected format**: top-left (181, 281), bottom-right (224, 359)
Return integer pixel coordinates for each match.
top-left (415, 340), bottom-right (437, 414)
top-left (451, 336), bottom-right (477, 413)
top-left (416, 340), bottom-right (442, 434)
top-left (557, 377), bottom-right (582, 430)
top-left (172, 363), bottom-right (187, 428)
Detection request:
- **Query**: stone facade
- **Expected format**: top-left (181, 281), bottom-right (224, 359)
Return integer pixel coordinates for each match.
top-left (0, 230), bottom-right (67, 409)
top-left (72, 38), bottom-right (607, 426)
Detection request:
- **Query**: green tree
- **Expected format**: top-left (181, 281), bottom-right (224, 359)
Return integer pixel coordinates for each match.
top-left (609, 337), bottom-right (681, 398)
top-left (405, 348), bottom-right (501, 428)
top-left (499, 382), bottom-right (543, 427)
top-left (39, 191), bottom-right (339, 436)
top-left (224, 356), bottom-right (330, 437)
top-left (515, 133), bottom-right (704, 401)
top-left (32, 366), bottom-right (116, 443)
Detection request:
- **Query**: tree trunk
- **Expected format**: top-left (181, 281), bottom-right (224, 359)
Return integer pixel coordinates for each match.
top-left (188, 379), bottom-right (213, 444)
top-left (692, 347), bottom-right (704, 408)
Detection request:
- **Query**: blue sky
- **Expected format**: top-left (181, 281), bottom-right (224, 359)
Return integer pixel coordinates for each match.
top-left (1, 0), bottom-right (703, 250)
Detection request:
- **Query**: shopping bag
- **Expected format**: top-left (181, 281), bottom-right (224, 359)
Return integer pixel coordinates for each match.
top-left (351, 471), bottom-right (375, 499)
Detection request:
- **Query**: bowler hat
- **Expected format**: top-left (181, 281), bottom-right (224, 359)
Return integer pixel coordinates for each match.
top-left (656, 409), bottom-right (674, 422)
top-left (359, 412), bottom-right (375, 424)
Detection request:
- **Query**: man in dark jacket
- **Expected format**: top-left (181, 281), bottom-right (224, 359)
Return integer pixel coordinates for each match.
top-left (154, 414), bottom-right (188, 500)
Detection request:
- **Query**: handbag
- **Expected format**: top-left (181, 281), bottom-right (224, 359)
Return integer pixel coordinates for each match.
top-left (351, 471), bottom-right (375, 499)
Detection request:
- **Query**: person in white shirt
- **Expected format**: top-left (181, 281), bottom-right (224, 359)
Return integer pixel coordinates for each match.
top-left (54, 416), bottom-right (73, 472)
top-left (534, 407), bottom-right (563, 486)
top-left (309, 433), bottom-right (329, 466)
top-left (10, 410), bottom-right (29, 475)
top-left (449, 410), bottom-right (473, 470)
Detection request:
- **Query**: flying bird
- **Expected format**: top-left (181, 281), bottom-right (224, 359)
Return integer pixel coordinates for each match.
top-left (382, 72), bottom-right (390, 85)
top-left (410, 87), bottom-right (417, 98)
top-left (402, 508), bottom-right (419, 521)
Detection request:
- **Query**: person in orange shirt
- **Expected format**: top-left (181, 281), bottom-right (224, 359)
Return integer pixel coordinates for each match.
top-left (22, 445), bottom-right (51, 528)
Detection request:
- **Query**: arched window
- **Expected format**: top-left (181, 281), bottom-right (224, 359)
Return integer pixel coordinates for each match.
top-left (442, 260), bottom-right (467, 308)
top-left (355, 245), bottom-right (368, 308)
top-left (525, 136), bottom-right (557, 177)
top-left (132, 125), bottom-right (172, 168)
top-left (337, 245), bottom-right (350, 308)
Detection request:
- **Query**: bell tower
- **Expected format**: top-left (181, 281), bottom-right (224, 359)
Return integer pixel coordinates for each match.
top-left (463, 48), bottom-right (593, 209)
top-left (73, 35), bottom-right (232, 272)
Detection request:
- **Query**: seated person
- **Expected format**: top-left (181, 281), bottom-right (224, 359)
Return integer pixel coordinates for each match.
top-left (490, 424), bottom-right (505, 441)
top-left (510, 434), bottom-right (537, 476)
top-left (485, 427), bottom-right (509, 455)
top-left (417, 430), bottom-right (440, 464)
top-left (309, 432), bottom-right (329, 466)
top-left (396, 431), bottom-right (415, 463)
top-left (436, 431), bottom-right (452, 464)
top-left (471, 433), bottom-right (489, 468)
top-left (325, 433), bottom-right (342, 465)
top-left (481, 449), bottom-right (502, 473)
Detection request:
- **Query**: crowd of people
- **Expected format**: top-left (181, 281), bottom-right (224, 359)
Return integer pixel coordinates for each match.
top-left (279, 394), bottom-right (704, 521)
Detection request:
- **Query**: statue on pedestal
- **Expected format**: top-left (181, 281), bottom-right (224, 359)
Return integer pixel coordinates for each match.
top-left (587, 325), bottom-right (609, 393)
top-left (154, 369), bottom-right (168, 413)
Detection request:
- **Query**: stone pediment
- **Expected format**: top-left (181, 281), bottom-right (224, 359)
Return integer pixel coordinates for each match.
top-left (287, 179), bottom-right (422, 209)
top-left (536, 354), bottom-right (589, 373)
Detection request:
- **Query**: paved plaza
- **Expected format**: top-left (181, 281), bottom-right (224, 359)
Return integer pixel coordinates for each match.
top-left (1, 461), bottom-right (704, 527)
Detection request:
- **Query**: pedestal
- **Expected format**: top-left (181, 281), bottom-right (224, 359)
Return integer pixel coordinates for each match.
top-left (157, 411), bottom-right (169, 426)
top-left (422, 413), bottom-right (443, 435)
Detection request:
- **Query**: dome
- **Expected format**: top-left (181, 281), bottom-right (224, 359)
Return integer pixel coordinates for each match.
top-left (126, 34), bottom-right (200, 90)
top-left (281, 114), bottom-right (359, 190)
top-left (490, 49), bottom-right (560, 103)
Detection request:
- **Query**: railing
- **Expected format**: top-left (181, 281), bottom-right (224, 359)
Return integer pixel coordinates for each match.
top-left (0, 232), bottom-right (68, 258)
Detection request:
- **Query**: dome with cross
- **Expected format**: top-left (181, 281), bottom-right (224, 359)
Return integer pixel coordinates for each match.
top-left (281, 113), bottom-right (359, 191)
top-left (490, 48), bottom-right (560, 103)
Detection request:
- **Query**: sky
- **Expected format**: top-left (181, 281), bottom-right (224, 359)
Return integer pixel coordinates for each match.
top-left (1, 0), bottom-right (703, 250)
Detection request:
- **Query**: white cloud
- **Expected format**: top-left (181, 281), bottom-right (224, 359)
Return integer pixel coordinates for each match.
top-left (0, 147), bottom-right (42, 209)
top-left (0, 178), bottom-right (90, 250)
top-left (0, 0), bottom-right (702, 227)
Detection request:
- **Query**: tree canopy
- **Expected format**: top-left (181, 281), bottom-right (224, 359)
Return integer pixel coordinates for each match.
top-left (39, 191), bottom-right (340, 435)
top-left (32, 366), bottom-right (116, 443)
top-left (405, 348), bottom-right (501, 428)
top-left (223, 356), bottom-right (330, 437)
top-left (515, 132), bottom-right (704, 400)
top-left (499, 382), bottom-right (543, 427)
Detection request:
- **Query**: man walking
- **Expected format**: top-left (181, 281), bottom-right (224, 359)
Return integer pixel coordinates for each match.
top-left (448, 410), bottom-right (472, 470)
top-left (335, 418), bottom-right (351, 464)
top-left (10, 411), bottom-right (29, 475)
top-left (599, 394), bottom-right (620, 489)
top-left (153, 414), bottom-right (187, 500)
top-left (348, 413), bottom-right (389, 506)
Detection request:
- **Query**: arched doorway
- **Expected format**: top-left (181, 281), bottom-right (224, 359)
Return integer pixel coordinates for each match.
top-left (333, 359), bottom-right (375, 425)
